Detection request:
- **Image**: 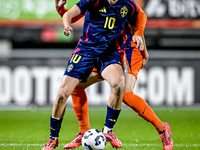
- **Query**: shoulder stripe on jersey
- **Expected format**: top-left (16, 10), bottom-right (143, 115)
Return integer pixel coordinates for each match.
top-left (128, 2), bottom-right (137, 18)
top-left (92, 0), bottom-right (100, 8)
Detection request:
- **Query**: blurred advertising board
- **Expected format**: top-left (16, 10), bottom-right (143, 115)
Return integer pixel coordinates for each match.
top-left (142, 0), bottom-right (200, 48)
top-left (0, 50), bottom-right (199, 107)
top-left (144, 0), bottom-right (200, 19)
top-left (143, 0), bottom-right (200, 28)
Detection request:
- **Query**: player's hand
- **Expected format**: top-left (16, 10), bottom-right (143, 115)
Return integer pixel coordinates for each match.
top-left (55, 0), bottom-right (66, 7)
top-left (132, 35), bottom-right (144, 51)
top-left (64, 26), bottom-right (73, 36)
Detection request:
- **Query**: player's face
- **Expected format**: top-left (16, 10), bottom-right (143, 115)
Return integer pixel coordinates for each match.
top-left (107, 0), bottom-right (118, 5)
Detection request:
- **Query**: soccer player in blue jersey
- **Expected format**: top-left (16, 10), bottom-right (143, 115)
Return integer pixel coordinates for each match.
top-left (42, 0), bottom-right (141, 150)
top-left (52, 1), bottom-right (173, 150)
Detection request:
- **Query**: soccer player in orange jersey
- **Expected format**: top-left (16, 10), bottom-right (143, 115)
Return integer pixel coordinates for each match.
top-left (54, 1), bottom-right (174, 150)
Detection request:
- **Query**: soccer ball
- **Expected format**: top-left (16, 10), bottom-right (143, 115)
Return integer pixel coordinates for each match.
top-left (82, 129), bottom-right (106, 150)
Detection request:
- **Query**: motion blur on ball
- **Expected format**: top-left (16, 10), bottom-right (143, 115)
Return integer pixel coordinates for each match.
top-left (82, 129), bottom-right (106, 150)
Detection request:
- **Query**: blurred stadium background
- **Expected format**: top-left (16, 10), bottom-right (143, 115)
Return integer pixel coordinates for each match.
top-left (0, 0), bottom-right (200, 108)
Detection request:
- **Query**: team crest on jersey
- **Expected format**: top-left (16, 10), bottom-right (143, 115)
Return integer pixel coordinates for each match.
top-left (67, 64), bottom-right (73, 72)
top-left (120, 6), bottom-right (128, 17)
top-left (99, 7), bottom-right (106, 13)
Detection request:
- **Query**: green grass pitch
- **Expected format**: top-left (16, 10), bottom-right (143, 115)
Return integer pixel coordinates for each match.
top-left (0, 107), bottom-right (200, 150)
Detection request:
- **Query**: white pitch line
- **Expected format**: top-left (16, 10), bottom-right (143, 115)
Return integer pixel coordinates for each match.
top-left (123, 143), bottom-right (200, 147)
top-left (0, 143), bottom-right (200, 147)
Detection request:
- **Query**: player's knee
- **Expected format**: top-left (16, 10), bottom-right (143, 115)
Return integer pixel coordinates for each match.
top-left (111, 80), bottom-right (125, 96)
top-left (55, 93), bottom-right (68, 105)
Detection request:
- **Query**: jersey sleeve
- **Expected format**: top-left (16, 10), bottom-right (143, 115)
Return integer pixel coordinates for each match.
top-left (127, 1), bottom-right (138, 26)
top-left (76, 0), bottom-right (100, 15)
top-left (56, 6), bottom-right (84, 23)
top-left (134, 4), bottom-right (147, 37)
top-left (56, 6), bottom-right (68, 17)
top-left (71, 14), bottom-right (85, 23)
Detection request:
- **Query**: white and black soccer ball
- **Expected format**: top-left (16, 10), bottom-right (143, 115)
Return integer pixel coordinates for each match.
top-left (82, 129), bottom-right (106, 150)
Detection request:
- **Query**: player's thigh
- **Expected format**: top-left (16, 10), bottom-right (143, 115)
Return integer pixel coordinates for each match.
top-left (77, 71), bottom-right (103, 89)
top-left (98, 50), bottom-right (124, 88)
top-left (101, 64), bottom-right (124, 88)
top-left (58, 75), bottom-right (80, 97)
top-left (124, 73), bottom-right (136, 93)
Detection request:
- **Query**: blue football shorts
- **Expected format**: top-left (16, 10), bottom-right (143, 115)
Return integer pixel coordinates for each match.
top-left (64, 51), bottom-right (122, 82)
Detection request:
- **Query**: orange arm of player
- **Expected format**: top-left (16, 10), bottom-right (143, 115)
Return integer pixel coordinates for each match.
top-left (134, 4), bottom-right (147, 37)
top-left (132, 3), bottom-right (147, 50)
top-left (135, 4), bottom-right (149, 66)
top-left (56, 6), bottom-right (84, 23)
top-left (132, 4), bottom-right (149, 67)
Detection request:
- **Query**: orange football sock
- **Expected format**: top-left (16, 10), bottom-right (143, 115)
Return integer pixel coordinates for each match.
top-left (71, 86), bottom-right (90, 134)
top-left (123, 92), bottom-right (166, 133)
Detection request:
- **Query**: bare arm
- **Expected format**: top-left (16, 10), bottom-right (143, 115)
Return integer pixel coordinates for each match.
top-left (62, 5), bottom-right (81, 36)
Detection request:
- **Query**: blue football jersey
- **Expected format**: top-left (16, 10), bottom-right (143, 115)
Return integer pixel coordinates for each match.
top-left (74, 0), bottom-right (138, 56)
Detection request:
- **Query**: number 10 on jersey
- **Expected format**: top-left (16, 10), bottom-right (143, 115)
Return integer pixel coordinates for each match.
top-left (104, 17), bottom-right (116, 29)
